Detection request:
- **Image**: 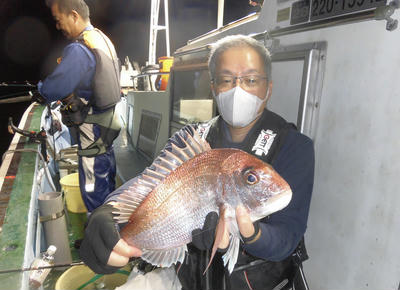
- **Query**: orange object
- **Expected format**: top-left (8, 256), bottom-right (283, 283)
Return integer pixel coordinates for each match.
top-left (158, 56), bottom-right (174, 90)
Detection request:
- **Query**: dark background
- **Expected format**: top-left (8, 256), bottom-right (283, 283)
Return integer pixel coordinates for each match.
top-left (0, 0), bottom-right (256, 158)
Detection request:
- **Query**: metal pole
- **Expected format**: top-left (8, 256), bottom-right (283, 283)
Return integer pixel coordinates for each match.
top-left (164, 0), bottom-right (170, 57)
top-left (217, 0), bottom-right (224, 28)
top-left (149, 0), bottom-right (160, 65)
top-left (0, 261), bottom-right (84, 274)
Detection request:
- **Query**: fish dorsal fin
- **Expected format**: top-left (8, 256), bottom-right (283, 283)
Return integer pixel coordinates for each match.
top-left (141, 245), bottom-right (187, 268)
top-left (113, 177), bottom-right (155, 223)
top-left (113, 125), bottom-right (211, 223)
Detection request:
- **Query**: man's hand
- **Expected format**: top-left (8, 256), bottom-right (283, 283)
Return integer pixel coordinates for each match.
top-left (236, 204), bottom-right (256, 238)
top-left (79, 203), bottom-right (142, 274)
top-left (108, 238), bottom-right (142, 267)
top-left (30, 91), bottom-right (47, 105)
top-left (218, 204), bottom-right (260, 249)
top-left (191, 211), bottom-right (219, 250)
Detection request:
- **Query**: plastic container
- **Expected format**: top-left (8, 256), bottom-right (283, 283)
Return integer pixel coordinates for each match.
top-left (158, 56), bottom-right (174, 90)
top-left (59, 173), bottom-right (87, 213)
top-left (55, 265), bottom-right (130, 290)
top-left (29, 245), bottom-right (57, 289)
top-left (38, 192), bottom-right (72, 267)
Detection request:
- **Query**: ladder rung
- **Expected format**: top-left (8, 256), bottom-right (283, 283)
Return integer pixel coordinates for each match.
top-left (154, 25), bottom-right (167, 30)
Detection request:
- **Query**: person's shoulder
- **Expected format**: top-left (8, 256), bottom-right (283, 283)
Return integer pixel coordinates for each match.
top-left (63, 41), bottom-right (95, 62)
top-left (287, 128), bottom-right (312, 143)
top-left (63, 41), bottom-right (92, 55)
top-left (282, 128), bottom-right (314, 159)
top-left (285, 128), bottom-right (313, 149)
top-left (272, 128), bottom-right (314, 174)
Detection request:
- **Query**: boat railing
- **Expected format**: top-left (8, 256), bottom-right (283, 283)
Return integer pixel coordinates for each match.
top-left (130, 71), bottom-right (171, 92)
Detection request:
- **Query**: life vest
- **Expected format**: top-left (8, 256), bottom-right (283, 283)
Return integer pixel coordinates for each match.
top-left (78, 28), bottom-right (121, 110)
top-left (59, 28), bottom-right (121, 157)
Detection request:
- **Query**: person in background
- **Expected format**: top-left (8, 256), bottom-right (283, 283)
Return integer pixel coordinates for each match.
top-left (249, 0), bottom-right (264, 12)
top-left (37, 0), bottom-right (121, 212)
top-left (79, 35), bottom-right (314, 290)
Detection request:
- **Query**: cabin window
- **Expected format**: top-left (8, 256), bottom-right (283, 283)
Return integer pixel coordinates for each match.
top-left (268, 41), bottom-right (326, 140)
top-left (171, 69), bottom-right (215, 125)
top-left (224, 0), bottom-right (264, 24)
top-left (269, 60), bottom-right (304, 125)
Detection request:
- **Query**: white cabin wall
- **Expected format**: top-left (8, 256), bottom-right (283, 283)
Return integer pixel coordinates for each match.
top-left (273, 11), bottom-right (400, 290)
top-left (127, 90), bottom-right (170, 157)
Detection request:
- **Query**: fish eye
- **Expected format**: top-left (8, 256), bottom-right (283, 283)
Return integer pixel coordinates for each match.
top-left (244, 170), bottom-right (259, 185)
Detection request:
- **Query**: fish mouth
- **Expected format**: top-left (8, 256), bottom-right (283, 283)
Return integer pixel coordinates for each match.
top-left (267, 189), bottom-right (292, 208)
top-left (255, 189), bottom-right (292, 218)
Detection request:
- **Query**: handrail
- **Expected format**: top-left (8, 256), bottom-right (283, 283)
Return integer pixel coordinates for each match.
top-left (130, 71), bottom-right (170, 80)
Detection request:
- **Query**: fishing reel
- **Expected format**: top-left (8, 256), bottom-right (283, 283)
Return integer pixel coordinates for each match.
top-left (8, 117), bottom-right (48, 161)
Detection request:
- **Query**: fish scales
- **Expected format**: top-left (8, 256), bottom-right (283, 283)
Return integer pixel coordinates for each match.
top-left (120, 150), bottom-right (235, 249)
top-left (114, 126), bottom-right (292, 271)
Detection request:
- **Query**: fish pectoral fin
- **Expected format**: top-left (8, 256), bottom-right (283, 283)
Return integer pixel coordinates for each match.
top-left (204, 219), bottom-right (240, 275)
top-left (203, 210), bottom-right (229, 275)
top-left (222, 234), bottom-right (240, 274)
top-left (141, 245), bottom-right (187, 268)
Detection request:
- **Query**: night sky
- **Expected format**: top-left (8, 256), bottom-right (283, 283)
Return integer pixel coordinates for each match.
top-left (0, 0), bottom-right (255, 156)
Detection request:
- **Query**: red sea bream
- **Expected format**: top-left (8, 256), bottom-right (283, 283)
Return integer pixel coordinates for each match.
top-left (113, 126), bottom-right (292, 272)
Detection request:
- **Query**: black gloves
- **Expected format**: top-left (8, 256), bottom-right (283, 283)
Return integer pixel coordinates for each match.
top-left (60, 94), bottom-right (88, 126)
top-left (79, 204), bottom-right (121, 274)
top-left (242, 221), bottom-right (261, 244)
top-left (191, 211), bottom-right (219, 251)
top-left (30, 90), bottom-right (47, 105)
top-left (191, 211), bottom-right (261, 251)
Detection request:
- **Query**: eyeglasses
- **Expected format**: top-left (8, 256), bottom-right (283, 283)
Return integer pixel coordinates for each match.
top-left (213, 75), bottom-right (267, 90)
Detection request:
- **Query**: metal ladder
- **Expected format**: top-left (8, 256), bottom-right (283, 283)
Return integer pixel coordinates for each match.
top-left (148, 0), bottom-right (170, 65)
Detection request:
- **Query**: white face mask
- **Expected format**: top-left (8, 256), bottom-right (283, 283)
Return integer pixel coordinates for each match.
top-left (214, 86), bottom-right (267, 128)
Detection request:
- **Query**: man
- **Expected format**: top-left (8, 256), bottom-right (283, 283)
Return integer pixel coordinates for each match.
top-left (80, 35), bottom-right (314, 290)
top-left (38, 0), bottom-right (121, 212)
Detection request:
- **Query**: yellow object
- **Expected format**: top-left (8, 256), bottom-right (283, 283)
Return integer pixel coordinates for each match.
top-left (60, 173), bottom-right (87, 213)
top-left (55, 265), bottom-right (130, 290)
top-left (158, 56), bottom-right (174, 90)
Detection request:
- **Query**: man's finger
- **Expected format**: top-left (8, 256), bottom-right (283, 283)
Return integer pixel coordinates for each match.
top-left (236, 205), bottom-right (255, 238)
top-left (107, 250), bottom-right (130, 267)
top-left (113, 239), bottom-right (142, 258)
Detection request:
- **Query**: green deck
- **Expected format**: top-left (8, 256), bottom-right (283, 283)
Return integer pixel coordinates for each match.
top-left (0, 104), bottom-right (44, 289)
top-left (0, 104), bottom-right (87, 289)
top-left (0, 103), bottom-right (145, 290)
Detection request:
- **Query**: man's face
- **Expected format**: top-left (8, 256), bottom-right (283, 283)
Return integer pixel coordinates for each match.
top-left (51, 3), bottom-right (78, 39)
top-left (212, 46), bottom-right (271, 114)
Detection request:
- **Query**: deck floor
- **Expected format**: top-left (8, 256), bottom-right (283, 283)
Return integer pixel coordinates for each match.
top-left (114, 128), bottom-right (150, 184)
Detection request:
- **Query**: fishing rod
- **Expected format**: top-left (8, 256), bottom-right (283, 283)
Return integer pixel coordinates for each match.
top-left (0, 90), bottom-right (46, 105)
top-left (0, 90), bottom-right (34, 100)
top-left (0, 95), bottom-right (32, 104)
top-left (0, 81), bottom-right (37, 88)
top-left (0, 81), bottom-right (38, 103)
top-left (0, 261), bottom-right (84, 274)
